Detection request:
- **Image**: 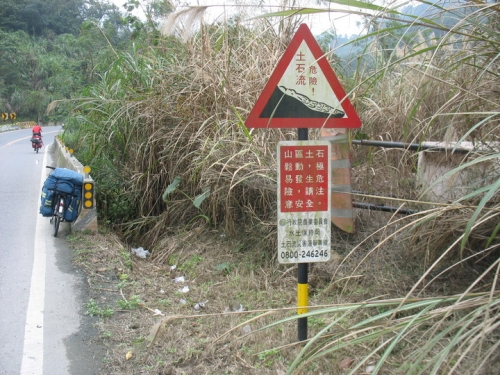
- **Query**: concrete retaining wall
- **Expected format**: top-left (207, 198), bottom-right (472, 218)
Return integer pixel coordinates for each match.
top-left (417, 141), bottom-right (500, 202)
top-left (51, 137), bottom-right (98, 233)
top-left (0, 124), bottom-right (19, 132)
top-left (0, 122), bottom-right (36, 132)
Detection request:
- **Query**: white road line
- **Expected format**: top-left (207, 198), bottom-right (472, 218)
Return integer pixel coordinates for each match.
top-left (6, 135), bottom-right (32, 146)
top-left (2, 129), bottom-right (60, 147)
top-left (20, 148), bottom-right (48, 375)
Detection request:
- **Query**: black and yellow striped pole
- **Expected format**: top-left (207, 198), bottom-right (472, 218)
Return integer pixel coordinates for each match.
top-left (297, 127), bottom-right (309, 342)
top-left (297, 262), bottom-right (308, 341)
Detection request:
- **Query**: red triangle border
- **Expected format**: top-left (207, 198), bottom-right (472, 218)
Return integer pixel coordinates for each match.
top-left (245, 23), bottom-right (362, 129)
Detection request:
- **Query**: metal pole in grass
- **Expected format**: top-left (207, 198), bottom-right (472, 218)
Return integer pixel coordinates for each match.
top-left (297, 127), bottom-right (308, 342)
top-left (298, 263), bottom-right (309, 341)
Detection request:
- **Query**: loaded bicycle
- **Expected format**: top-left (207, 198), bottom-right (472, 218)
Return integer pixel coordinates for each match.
top-left (30, 135), bottom-right (43, 153)
top-left (40, 166), bottom-right (83, 237)
top-left (46, 167), bottom-right (67, 236)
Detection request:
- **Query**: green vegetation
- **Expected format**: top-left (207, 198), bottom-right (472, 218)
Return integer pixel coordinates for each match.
top-left (0, 0), bottom-right (170, 123)
top-left (85, 298), bottom-right (114, 318)
top-left (117, 295), bottom-right (142, 310)
top-left (257, 348), bottom-right (282, 368)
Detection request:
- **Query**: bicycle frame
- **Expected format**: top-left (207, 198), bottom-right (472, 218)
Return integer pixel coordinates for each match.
top-left (46, 166), bottom-right (68, 237)
top-left (51, 192), bottom-right (67, 237)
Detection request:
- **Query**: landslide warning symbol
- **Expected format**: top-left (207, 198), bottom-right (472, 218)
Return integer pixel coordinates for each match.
top-left (245, 23), bottom-right (362, 129)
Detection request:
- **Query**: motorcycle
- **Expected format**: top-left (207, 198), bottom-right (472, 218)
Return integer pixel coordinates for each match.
top-left (30, 134), bottom-right (43, 153)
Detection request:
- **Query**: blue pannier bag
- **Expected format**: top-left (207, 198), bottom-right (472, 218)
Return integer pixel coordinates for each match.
top-left (63, 186), bottom-right (82, 222)
top-left (42, 168), bottom-right (83, 193)
top-left (40, 168), bottom-right (83, 221)
top-left (40, 188), bottom-right (54, 217)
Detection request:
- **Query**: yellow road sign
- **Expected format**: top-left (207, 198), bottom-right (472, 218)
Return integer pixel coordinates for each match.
top-left (83, 182), bottom-right (94, 209)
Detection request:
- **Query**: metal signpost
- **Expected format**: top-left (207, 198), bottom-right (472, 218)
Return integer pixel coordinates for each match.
top-left (245, 23), bottom-right (362, 342)
top-left (278, 139), bottom-right (331, 339)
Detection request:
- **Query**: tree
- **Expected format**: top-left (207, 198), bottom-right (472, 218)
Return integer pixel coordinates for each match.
top-left (0, 0), bottom-right (88, 36)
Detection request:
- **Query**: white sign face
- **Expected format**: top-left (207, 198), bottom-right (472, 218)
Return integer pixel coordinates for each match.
top-left (277, 140), bottom-right (331, 263)
top-left (277, 40), bottom-right (346, 118)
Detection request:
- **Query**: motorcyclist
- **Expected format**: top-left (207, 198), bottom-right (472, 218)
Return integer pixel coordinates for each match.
top-left (31, 123), bottom-right (43, 151)
top-left (32, 124), bottom-right (42, 136)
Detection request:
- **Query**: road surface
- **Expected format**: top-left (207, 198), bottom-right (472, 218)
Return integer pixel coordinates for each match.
top-left (0, 126), bottom-right (103, 374)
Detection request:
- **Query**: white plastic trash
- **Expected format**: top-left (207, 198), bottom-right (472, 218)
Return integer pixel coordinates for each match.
top-left (131, 247), bottom-right (150, 259)
top-left (173, 276), bottom-right (185, 283)
top-left (178, 286), bottom-right (189, 293)
top-left (194, 300), bottom-right (208, 310)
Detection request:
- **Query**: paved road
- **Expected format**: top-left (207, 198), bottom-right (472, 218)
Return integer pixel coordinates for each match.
top-left (0, 127), bottom-right (103, 374)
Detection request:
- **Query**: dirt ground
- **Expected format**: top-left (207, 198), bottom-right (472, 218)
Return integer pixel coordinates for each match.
top-left (68, 206), bottom-right (434, 375)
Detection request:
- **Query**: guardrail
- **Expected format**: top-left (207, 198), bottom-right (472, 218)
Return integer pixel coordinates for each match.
top-left (0, 121), bottom-right (37, 132)
top-left (353, 139), bottom-right (499, 203)
top-left (51, 136), bottom-right (98, 233)
top-left (0, 124), bottom-right (19, 132)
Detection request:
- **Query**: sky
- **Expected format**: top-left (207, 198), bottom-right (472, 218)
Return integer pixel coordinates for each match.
top-left (189, 1), bottom-right (366, 36)
top-left (108, 0), bottom-right (365, 36)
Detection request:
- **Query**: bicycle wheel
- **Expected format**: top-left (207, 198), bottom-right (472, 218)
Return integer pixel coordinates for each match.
top-left (53, 215), bottom-right (60, 237)
top-left (53, 199), bottom-right (61, 237)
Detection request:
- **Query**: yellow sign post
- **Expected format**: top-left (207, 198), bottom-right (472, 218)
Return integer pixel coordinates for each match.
top-left (83, 166), bottom-right (94, 209)
top-left (83, 182), bottom-right (94, 208)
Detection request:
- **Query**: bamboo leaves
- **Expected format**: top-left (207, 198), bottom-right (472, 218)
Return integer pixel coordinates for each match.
top-left (162, 176), bottom-right (182, 202)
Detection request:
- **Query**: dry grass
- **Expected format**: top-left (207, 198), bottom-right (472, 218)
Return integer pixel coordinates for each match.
top-left (69, 208), bottom-right (429, 375)
top-left (103, 20), bottom-right (300, 247)
top-left (58, 2), bottom-right (500, 373)
top-left (70, 230), bottom-right (319, 374)
top-left (70, 204), bottom-right (499, 374)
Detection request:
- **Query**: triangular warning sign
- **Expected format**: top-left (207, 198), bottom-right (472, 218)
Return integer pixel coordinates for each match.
top-left (245, 24), bottom-right (362, 129)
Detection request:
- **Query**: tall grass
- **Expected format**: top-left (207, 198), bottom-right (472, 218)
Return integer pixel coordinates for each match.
top-left (53, 0), bottom-right (499, 372)
top-left (58, 19), bottom-right (298, 246)
top-left (251, 0), bottom-right (500, 373)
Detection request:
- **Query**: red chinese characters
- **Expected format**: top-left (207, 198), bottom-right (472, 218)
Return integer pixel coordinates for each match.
top-left (295, 50), bottom-right (318, 89)
top-left (279, 145), bottom-right (329, 212)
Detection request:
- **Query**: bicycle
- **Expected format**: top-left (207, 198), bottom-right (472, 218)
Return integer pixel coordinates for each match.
top-left (31, 135), bottom-right (43, 153)
top-left (46, 166), bottom-right (67, 237)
